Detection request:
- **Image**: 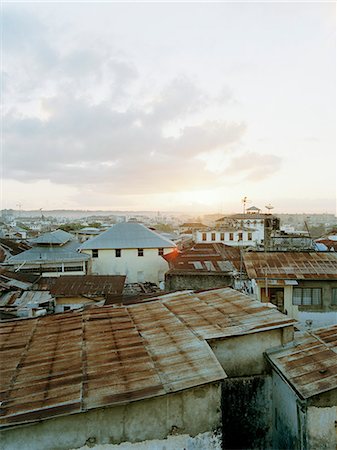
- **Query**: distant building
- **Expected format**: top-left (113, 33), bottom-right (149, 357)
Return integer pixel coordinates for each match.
top-left (80, 222), bottom-right (176, 285)
top-left (244, 251), bottom-right (337, 327)
top-left (164, 243), bottom-right (241, 291)
top-left (179, 222), bottom-right (207, 234)
top-left (215, 210), bottom-right (280, 248)
top-left (75, 227), bottom-right (101, 243)
top-left (194, 227), bottom-right (260, 247)
top-left (2, 230), bottom-right (89, 277)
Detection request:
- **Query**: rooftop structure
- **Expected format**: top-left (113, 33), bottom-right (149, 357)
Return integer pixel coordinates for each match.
top-left (266, 325), bottom-right (337, 399)
top-left (0, 287), bottom-right (294, 429)
top-left (80, 222), bottom-right (176, 250)
top-left (244, 252), bottom-right (337, 280)
top-left (49, 275), bottom-right (126, 298)
top-left (30, 230), bottom-right (74, 246)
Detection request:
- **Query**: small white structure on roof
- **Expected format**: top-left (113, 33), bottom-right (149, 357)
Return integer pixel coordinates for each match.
top-left (80, 222), bottom-right (176, 285)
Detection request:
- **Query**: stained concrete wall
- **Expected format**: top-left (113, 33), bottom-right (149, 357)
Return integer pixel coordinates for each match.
top-left (271, 370), bottom-right (304, 450)
top-left (74, 431), bottom-right (222, 450)
top-left (0, 383), bottom-right (222, 450)
top-left (209, 327), bottom-right (294, 377)
top-left (222, 375), bottom-right (272, 450)
top-left (307, 406), bottom-right (337, 449)
top-left (165, 273), bottom-right (232, 291)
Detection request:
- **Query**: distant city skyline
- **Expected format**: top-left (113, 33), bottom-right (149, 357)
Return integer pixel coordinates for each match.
top-left (2, 2), bottom-right (336, 214)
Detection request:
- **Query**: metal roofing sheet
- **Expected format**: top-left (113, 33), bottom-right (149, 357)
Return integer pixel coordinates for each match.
top-left (80, 222), bottom-right (176, 250)
top-left (244, 252), bottom-right (337, 280)
top-left (266, 325), bottom-right (337, 399)
top-left (49, 275), bottom-right (126, 297)
top-left (5, 241), bottom-right (90, 265)
top-left (0, 287), bottom-right (294, 428)
top-left (31, 230), bottom-right (74, 246)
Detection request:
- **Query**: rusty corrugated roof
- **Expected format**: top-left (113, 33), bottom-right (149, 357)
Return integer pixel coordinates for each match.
top-left (164, 243), bottom-right (241, 273)
top-left (266, 325), bottom-right (337, 399)
top-left (49, 275), bottom-right (126, 297)
top-left (243, 252), bottom-right (337, 280)
top-left (0, 287), bottom-right (294, 428)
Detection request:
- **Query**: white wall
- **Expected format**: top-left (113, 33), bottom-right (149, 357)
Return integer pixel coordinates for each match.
top-left (81, 248), bottom-right (172, 285)
top-left (194, 230), bottom-right (259, 247)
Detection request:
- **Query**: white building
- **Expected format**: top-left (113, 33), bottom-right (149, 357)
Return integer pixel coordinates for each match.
top-left (215, 210), bottom-right (280, 246)
top-left (80, 222), bottom-right (176, 285)
top-left (194, 228), bottom-right (259, 247)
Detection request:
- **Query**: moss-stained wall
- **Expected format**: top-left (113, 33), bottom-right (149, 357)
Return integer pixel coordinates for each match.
top-left (0, 383), bottom-right (222, 450)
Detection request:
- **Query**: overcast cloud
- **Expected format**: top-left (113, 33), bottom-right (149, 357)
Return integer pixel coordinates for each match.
top-left (2, 3), bottom-right (335, 212)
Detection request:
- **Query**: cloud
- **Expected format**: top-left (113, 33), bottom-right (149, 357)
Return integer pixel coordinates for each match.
top-left (224, 152), bottom-right (282, 181)
top-left (3, 6), bottom-right (282, 198)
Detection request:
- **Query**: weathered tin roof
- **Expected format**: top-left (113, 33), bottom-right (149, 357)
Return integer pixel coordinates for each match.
top-left (164, 243), bottom-right (241, 273)
top-left (5, 241), bottom-right (90, 265)
top-left (243, 252), bottom-right (337, 280)
top-left (266, 325), bottom-right (337, 399)
top-left (0, 287), bottom-right (294, 428)
top-left (80, 222), bottom-right (176, 250)
top-left (50, 275), bottom-right (126, 297)
top-left (30, 230), bottom-right (74, 246)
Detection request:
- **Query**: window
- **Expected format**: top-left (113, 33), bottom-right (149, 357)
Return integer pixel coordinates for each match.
top-left (115, 249), bottom-right (121, 257)
top-left (229, 233), bottom-right (234, 241)
top-left (292, 288), bottom-right (322, 306)
top-left (64, 306), bottom-right (71, 312)
top-left (64, 266), bottom-right (83, 272)
top-left (220, 233), bottom-right (225, 241)
top-left (211, 232), bottom-right (216, 241)
top-left (202, 232), bottom-right (207, 241)
top-left (92, 249), bottom-right (98, 258)
top-left (248, 232), bottom-right (252, 241)
top-left (158, 248), bottom-right (164, 256)
top-left (332, 288), bottom-right (337, 306)
top-left (138, 248), bottom-right (144, 257)
top-left (238, 233), bottom-right (243, 241)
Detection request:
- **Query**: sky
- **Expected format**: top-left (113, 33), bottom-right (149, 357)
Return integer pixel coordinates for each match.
top-left (1, 2), bottom-right (336, 214)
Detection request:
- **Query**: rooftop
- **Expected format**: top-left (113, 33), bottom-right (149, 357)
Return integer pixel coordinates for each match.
top-left (266, 325), bottom-right (337, 399)
top-left (80, 222), bottom-right (176, 250)
top-left (50, 275), bottom-right (126, 297)
top-left (0, 287), bottom-right (294, 428)
top-left (243, 252), bottom-right (337, 280)
top-left (4, 241), bottom-right (90, 266)
top-left (30, 230), bottom-right (74, 246)
top-left (164, 243), bottom-right (241, 273)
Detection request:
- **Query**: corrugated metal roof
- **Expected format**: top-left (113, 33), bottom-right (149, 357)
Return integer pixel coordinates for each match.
top-left (50, 275), bottom-right (126, 297)
top-left (164, 244), bottom-right (241, 274)
top-left (4, 241), bottom-right (90, 265)
top-left (266, 325), bottom-right (337, 399)
top-left (31, 230), bottom-right (74, 246)
top-left (243, 252), bottom-right (337, 280)
top-left (0, 301), bottom-right (225, 428)
top-left (14, 291), bottom-right (53, 308)
top-left (0, 287), bottom-right (294, 428)
top-left (80, 222), bottom-right (176, 250)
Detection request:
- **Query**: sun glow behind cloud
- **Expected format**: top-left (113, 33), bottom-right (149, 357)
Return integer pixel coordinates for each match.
top-left (2, 2), bottom-right (336, 213)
